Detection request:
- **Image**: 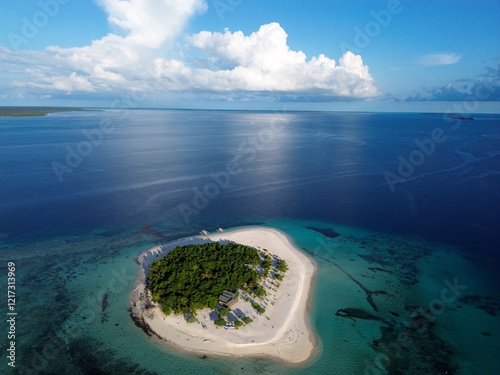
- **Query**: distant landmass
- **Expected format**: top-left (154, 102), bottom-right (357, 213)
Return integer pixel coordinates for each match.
top-left (0, 106), bottom-right (92, 117)
top-left (451, 116), bottom-right (474, 120)
top-left (419, 113), bottom-right (475, 120)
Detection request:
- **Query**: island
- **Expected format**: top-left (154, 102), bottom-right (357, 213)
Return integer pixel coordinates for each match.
top-left (451, 115), bottom-right (474, 120)
top-left (0, 106), bottom-right (90, 117)
top-left (130, 227), bottom-right (317, 364)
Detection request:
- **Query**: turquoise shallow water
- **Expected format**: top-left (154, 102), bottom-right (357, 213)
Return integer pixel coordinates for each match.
top-left (1, 219), bottom-right (498, 375)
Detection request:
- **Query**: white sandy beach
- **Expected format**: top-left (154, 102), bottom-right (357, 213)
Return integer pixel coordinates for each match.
top-left (130, 226), bottom-right (317, 364)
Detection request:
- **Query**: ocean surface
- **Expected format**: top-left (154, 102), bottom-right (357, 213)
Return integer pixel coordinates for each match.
top-left (0, 109), bottom-right (499, 375)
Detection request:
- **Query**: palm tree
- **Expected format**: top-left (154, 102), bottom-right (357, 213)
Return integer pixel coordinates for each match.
top-left (202, 270), bottom-right (213, 279)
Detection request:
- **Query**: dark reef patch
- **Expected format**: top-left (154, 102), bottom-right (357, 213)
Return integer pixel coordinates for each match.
top-left (66, 337), bottom-right (159, 375)
top-left (301, 246), bottom-right (388, 312)
top-left (306, 226), bottom-right (341, 238)
top-left (369, 267), bottom-right (394, 275)
top-left (370, 318), bottom-right (458, 375)
top-left (335, 308), bottom-right (388, 324)
top-left (458, 295), bottom-right (500, 316)
top-left (350, 234), bottom-right (432, 287)
top-left (140, 222), bottom-right (169, 240)
top-left (101, 291), bottom-right (110, 324)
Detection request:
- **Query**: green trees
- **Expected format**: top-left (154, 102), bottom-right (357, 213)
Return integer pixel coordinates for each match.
top-left (234, 320), bottom-right (243, 328)
top-left (186, 315), bottom-right (197, 323)
top-left (261, 259), bottom-right (271, 270)
top-left (261, 257), bottom-right (273, 277)
top-left (276, 259), bottom-right (288, 273)
top-left (219, 308), bottom-right (229, 317)
top-left (147, 242), bottom-right (260, 315)
top-left (161, 304), bottom-right (172, 316)
top-left (254, 286), bottom-right (266, 297)
top-left (242, 316), bottom-right (253, 324)
top-left (251, 302), bottom-right (265, 315)
top-left (214, 318), bottom-right (226, 327)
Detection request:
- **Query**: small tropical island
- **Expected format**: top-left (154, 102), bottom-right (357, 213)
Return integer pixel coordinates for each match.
top-left (130, 227), bottom-right (317, 364)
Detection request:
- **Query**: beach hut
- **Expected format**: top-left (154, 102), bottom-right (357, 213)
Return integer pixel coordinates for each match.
top-left (218, 290), bottom-right (237, 307)
top-left (218, 294), bottom-right (232, 305)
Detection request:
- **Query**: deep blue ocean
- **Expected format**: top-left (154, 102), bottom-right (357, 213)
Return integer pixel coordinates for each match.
top-left (1, 110), bottom-right (499, 375)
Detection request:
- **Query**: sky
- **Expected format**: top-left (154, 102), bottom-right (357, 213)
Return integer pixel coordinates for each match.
top-left (0, 0), bottom-right (499, 112)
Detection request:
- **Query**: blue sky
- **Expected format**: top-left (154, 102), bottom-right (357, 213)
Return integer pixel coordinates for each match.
top-left (0, 0), bottom-right (499, 112)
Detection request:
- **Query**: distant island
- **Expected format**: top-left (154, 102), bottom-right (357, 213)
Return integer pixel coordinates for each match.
top-left (131, 227), bottom-right (317, 364)
top-left (451, 115), bottom-right (474, 120)
top-left (0, 106), bottom-right (91, 117)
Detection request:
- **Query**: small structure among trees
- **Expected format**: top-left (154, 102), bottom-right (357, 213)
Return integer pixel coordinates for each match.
top-left (147, 242), bottom-right (260, 316)
top-left (218, 290), bottom-right (237, 308)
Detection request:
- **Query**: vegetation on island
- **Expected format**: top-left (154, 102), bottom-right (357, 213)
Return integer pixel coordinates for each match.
top-left (218, 308), bottom-right (230, 317)
top-left (0, 106), bottom-right (91, 117)
top-left (276, 259), bottom-right (288, 272)
top-left (214, 318), bottom-right (226, 327)
top-left (147, 241), bottom-right (289, 329)
top-left (148, 242), bottom-right (261, 315)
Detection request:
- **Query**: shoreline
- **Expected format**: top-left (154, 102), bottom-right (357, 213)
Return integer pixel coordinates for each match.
top-left (0, 106), bottom-right (99, 117)
top-left (130, 226), bottom-right (318, 364)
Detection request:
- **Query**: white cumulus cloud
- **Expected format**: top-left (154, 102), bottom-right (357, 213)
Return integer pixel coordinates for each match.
top-left (0, 3), bottom-right (378, 100)
top-left (1, 0), bottom-right (207, 94)
top-left (97, 0), bottom-right (208, 48)
top-left (417, 53), bottom-right (461, 66)
top-left (155, 23), bottom-right (378, 98)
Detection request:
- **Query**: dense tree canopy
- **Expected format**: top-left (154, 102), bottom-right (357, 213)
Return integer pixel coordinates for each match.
top-left (148, 242), bottom-right (261, 315)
